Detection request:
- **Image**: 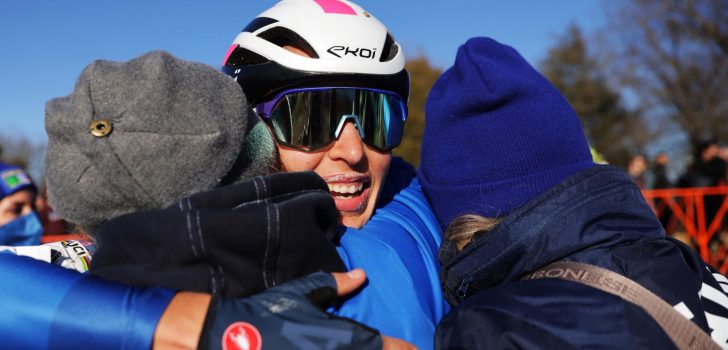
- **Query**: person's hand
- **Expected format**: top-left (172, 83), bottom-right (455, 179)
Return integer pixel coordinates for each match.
top-left (192, 268), bottom-right (415, 350)
top-left (92, 171), bottom-right (345, 299)
top-left (154, 269), bottom-right (416, 349)
top-left (382, 337), bottom-right (417, 350)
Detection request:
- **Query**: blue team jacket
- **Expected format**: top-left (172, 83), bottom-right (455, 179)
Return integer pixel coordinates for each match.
top-left (334, 158), bottom-right (450, 350)
top-left (437, 165), bottom-right (728, 349)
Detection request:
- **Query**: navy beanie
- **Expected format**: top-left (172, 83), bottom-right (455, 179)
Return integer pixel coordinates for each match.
top-left (418, 37), bottom-right (594, 230)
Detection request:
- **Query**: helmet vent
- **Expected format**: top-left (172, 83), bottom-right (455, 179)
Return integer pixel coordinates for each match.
top-left (225, 47), bottom-right (269, 66)
top-left (257, 27), bottom-right (320, 59)
top-left (243, 17), bottom-right (278, 33)
top-left (379, 33), bottom-right (399, 62)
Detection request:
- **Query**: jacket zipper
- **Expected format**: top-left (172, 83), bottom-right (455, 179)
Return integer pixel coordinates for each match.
top-left (456, 275), bottom-right (474, 299)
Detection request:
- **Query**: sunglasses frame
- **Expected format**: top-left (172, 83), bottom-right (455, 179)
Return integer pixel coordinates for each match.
top-left (254, 87), bottom-right (407, 153)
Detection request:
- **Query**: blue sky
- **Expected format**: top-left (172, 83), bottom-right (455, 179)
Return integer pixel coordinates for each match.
top-left (0, 0), bottom-right (603, 141)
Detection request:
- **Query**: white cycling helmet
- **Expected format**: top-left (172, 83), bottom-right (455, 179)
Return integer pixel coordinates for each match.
top-left (222, 0), bottom-right (409, 105)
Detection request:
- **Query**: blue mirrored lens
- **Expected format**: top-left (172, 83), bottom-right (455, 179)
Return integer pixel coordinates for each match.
top-left (264, 88), bottom-right (406, 152)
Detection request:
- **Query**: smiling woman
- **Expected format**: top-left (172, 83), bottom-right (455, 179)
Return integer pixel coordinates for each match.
top-left (220, 2), bottom-right (448, 348)
top-left (223, 0), bottom-right (408, 229)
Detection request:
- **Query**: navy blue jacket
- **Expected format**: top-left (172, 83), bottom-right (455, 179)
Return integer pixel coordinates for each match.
top-left (437, 166), bottom-right (728, 349)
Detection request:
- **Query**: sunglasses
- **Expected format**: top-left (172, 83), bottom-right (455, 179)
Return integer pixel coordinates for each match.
top-left (254, 87), bottom-right (407, 152)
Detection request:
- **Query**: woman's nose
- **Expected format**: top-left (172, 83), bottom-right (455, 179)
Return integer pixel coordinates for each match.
top-left (327, 121), bottom-right (365, 165)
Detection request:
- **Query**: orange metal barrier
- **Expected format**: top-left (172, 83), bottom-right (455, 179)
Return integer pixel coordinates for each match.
top-left (641, 186), bottom-right (728, 274)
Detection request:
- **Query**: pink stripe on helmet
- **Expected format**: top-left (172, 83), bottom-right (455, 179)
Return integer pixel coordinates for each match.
top-left (313, 0), bottom-right (357, 15)
top-left (222, 44), bottom-right (237, 67)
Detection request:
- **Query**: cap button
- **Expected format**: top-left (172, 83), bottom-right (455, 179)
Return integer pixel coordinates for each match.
top-left (90, 119), bottom-right (113, 137)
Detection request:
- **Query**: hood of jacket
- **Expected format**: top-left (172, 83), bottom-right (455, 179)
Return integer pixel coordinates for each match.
top-left (439, 165), bottom-right (665, 306)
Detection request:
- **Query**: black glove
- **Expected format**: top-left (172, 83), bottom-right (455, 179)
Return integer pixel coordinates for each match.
top-left (91, 171), bottom-right (346, 298)
top-left (199, 272), bottom-right (382, 350)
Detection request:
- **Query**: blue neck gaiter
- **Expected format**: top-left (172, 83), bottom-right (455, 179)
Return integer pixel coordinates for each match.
top-left (0, 212), bottom-right (43, 246)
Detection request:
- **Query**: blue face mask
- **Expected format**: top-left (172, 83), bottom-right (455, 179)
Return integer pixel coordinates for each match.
top-left (0, 212), bottom-right (43, 246)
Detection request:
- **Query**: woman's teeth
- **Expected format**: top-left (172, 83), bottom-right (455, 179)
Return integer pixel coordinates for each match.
top-left (328, 183), bottom-right (364, 198)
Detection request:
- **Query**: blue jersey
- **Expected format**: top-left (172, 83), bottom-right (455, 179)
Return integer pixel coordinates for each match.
top-left (334, 158), bottom-right (450, 350)
top-left (0, 252), bottom-right (174, 349)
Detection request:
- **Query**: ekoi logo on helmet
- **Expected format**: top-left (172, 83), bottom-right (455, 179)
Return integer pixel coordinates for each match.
top-left (222, 322), bottom-right (262, 350)
top-left (327, 46), bottom-right (378, 59)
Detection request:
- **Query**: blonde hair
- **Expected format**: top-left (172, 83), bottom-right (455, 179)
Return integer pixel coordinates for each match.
top-left (444, 214), bottom-right (503, 251)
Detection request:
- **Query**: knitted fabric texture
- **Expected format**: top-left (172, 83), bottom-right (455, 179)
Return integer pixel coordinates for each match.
top-left (0, 162), bottom-right (35, 200)
top-left (418, 37), bottom-right (594, 229)
top-left (45, 51), bottom-right (275, 233)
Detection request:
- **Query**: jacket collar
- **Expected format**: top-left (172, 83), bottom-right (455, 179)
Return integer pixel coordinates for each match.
top-left (440, 165), bottom-right (665, 306)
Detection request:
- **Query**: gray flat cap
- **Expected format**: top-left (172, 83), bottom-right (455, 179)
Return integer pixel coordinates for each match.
top-left (45, 51), bottom-right (275, 233)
